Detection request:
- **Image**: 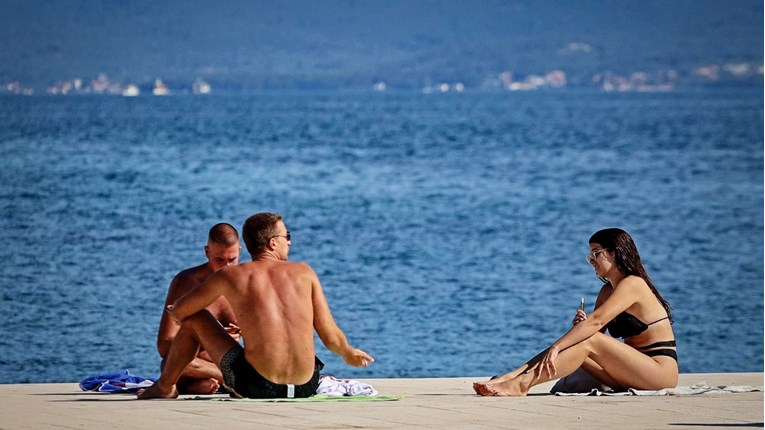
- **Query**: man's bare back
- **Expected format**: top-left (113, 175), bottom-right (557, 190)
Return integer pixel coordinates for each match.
top-left (212, 258), bottom-right (329, 383)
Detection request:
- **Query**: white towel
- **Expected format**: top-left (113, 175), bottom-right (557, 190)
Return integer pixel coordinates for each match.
top-left (554, 381), bottom-right (763, 396)
top-left (316, 375), bottom-right (378, 397)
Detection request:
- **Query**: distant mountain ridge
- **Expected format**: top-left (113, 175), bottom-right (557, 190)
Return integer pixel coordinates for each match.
top-left (0, 0), bottom-right (762, 92)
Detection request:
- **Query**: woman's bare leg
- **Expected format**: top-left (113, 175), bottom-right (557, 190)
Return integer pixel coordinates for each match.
top-left (482, 345), bottom-right (590, 396)
top-left (475, 333), bottom-right (677, 396)
top-left (473, 348), bottom-right (549, 390)
top-left (473, 348), bottom-right (553, 395)
top-left (579, 357), bottom-right (625, 391)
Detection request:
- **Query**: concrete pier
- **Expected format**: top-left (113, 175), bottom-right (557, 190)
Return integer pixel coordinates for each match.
top-left (0, 373), bottom-right (761, 429)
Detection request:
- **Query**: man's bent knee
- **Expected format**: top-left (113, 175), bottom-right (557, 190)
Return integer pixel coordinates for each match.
top-left (175, 310), bottom-right (219, 340)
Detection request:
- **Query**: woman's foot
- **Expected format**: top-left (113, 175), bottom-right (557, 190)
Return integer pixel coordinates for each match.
top-left (473, 376), bottom-right (530, 397)
top-left (472, 381), bottom-right (495, 396)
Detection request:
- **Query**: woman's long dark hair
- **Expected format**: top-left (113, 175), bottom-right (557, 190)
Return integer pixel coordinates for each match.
top-left (589, 228), bottom-right (672, 323)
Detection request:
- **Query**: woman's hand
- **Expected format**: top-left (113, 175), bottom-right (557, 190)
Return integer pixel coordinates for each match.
top-left (539, 345), bottom-right (561, 378)
top-left (572, 309), bottom-right (587, 326)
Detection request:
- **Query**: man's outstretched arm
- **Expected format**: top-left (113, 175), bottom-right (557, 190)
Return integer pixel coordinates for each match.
top-left (309, 265), bottom-right (374, 367)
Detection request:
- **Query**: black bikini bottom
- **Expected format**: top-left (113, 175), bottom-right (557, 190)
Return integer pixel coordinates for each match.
top-left (636, 340), bottom-right (677, 362)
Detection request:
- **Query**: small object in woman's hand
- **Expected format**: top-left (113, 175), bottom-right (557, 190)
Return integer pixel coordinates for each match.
top-left (579, 298), bottom-right (585, 311)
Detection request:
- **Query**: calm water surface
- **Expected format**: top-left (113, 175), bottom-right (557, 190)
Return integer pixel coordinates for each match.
top-left (0, 90), bottom-right (762, 382)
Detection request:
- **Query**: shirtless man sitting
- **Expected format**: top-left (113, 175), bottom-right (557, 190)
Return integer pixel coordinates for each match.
top-left (156, 223), bottom-right (241, 394)
top-left (139, 212), bottom-right (373, 399)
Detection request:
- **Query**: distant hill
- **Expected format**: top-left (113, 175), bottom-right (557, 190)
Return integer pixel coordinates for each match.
top-left (0, 0), bottom-right (762, 92)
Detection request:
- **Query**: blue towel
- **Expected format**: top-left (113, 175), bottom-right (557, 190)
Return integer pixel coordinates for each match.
top-left (79, 369), bottom-right (156, 392)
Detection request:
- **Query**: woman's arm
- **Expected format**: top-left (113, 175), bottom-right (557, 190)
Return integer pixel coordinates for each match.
top-left (592, 284), bottom-right (611, 333)
top-left (556, 277), bottom-right (643, 349)
top-left (539, 276), bottom-right (645, 376)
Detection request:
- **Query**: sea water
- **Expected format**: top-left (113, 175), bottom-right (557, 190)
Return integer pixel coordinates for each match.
top-left (0, 90), bottom-right (762, 383)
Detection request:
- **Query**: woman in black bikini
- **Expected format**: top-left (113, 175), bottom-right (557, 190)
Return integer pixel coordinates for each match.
top-left (473, 228), bottom-right (678, 396)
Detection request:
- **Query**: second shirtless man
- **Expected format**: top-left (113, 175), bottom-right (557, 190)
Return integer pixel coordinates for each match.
top-left (140, 212), bottom-right (373, 399)
top-left (156, 223), bottom-right (241, 394)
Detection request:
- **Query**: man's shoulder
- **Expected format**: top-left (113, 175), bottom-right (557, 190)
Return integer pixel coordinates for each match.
top-left (241, 260), bottom-right (316, 279)
top-left (280, 260), bottom-right (315, 274)
top-left (171, 263), bottom-right (210, 287)
top-left (242, 259), bottom-right (312, 269)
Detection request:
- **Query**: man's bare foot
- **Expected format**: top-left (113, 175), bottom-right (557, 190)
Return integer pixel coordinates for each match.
top-left (184, 378), bottom-right (220, 395)
top-left (136, 382), bottom-right (179, 400)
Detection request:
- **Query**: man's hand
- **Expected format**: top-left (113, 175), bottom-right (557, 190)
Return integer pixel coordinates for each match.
top-left (224, 323), bottom-right (241, 342)
top-left (343, 349), bottom-right (375, 367)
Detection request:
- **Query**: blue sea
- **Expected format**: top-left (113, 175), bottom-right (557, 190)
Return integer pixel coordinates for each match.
top-left (0, 89), bottom-right (762, 383)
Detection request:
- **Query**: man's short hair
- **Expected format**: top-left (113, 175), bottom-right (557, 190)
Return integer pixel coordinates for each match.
top-left (242, 213), bottom-right (283, 256)
top-left (207, 223), bottom-right (240, 247)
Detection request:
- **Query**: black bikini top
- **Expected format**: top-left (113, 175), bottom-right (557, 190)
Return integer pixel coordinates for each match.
top-left (607, 312), bottom-right (669, 339)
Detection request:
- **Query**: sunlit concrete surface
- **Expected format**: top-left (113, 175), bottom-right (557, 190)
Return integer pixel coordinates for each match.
top-left (0, 373), bottom-right (761, 429)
